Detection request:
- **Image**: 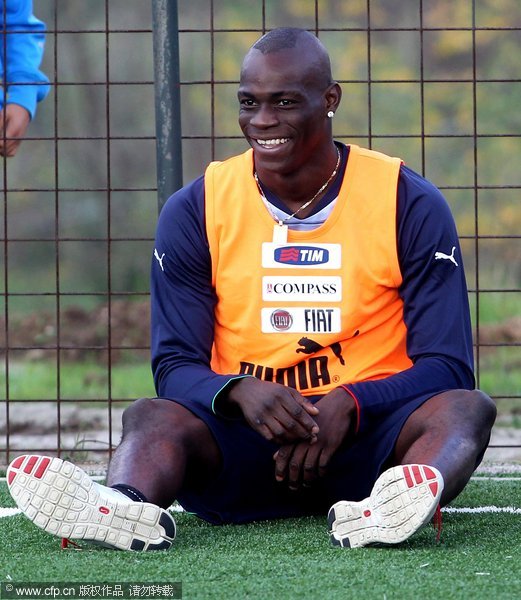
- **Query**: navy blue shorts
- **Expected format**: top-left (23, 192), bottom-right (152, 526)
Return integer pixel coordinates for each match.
top-left (170, 393), bottom-right (434, 524)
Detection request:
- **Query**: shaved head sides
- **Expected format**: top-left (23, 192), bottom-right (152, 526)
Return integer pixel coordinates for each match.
top-left (245, 27), bottom-right (335, 90)
top-left (253, 27), bottom-right (314, 54)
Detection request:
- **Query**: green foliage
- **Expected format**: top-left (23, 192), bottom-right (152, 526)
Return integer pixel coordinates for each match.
top-left (3, 0), bottom-right (519, 301)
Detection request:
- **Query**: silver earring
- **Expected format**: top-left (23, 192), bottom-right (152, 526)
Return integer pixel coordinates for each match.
top-left (327, 111), bottom-right (335, 118)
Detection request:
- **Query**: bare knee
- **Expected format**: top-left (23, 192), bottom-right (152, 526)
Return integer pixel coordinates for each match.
top-left (417, 389), bottom-right (495, 433)
top-left (465, 389), bottom-right (496, 429)
top-left (110, 398), bottom-right (221, 502)
top-left (396, 388), bottom-right (496, 462)
top-left (121, 397), bottom-right (167, 436)
top-left (446, 389), bottom-right (496, 459)
top-left (121, 397), bottom-right (217, 457)
top-left (122, 397), bottom-right (198, 441)
top-left (447, 389), bottom-right (496, 437)
top-left (393, 389), bottom-right (497, 504)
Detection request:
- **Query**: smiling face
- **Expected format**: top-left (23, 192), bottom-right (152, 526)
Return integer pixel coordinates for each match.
top-left (238, 42), bottom-right (340, 178)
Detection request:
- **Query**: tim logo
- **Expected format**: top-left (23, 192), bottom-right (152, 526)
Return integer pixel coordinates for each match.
top-left (274, 246), bottom-right (329, 266)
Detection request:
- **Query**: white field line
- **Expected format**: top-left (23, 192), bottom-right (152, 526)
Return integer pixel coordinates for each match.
top-left (0, 476), bottom-right (519, 518)
top-left (2, 506), bottom-right (519, 519)
top-left (2, 504), bottom-right (520, 519)
top-left (443, 506), bottom-right (521, 515)
top-left (472, 476), bottom-right (521, 481)
top-left (0, 508), bottom-right (21, 518)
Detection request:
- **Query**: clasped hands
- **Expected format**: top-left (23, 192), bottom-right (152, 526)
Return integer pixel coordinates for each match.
top-left (226, 378), bottom-right (356, 491)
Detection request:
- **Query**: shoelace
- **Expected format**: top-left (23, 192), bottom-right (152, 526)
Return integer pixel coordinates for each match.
top-left (432, 504), bottom-right (443, 542)
top-left (61, 538), bottom-right (81, 550)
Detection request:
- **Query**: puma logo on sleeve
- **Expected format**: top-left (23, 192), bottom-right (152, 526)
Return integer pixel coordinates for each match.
top-left (434, 246), bottom-right (458, 267)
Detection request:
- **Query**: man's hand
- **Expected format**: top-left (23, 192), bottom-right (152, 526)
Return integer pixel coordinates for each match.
top-left (273, 387), bottom-right (357, 490)
top-left (225, 377), bottom-right (319, 445)
top-left (0, 104), bottom-right (31, 157)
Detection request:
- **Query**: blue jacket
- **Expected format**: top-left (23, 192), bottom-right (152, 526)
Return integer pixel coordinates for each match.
top-left (1, 0), bottom-right (50, 118)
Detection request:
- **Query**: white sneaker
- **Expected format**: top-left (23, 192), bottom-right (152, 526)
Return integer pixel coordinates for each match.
top-left (328, 464), bottom-right (443, 548)
top-left (7, 454), bottom-right (176, 551)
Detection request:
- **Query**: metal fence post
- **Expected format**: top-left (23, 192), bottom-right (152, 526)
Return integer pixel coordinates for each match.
top-left (152, 0), bottom-right (183, 211)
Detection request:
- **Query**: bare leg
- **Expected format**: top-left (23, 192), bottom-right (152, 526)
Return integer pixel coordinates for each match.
top-left (393, 389), bottom-right (496, 505)
top-left (107, 397), bottom-right (222, 508)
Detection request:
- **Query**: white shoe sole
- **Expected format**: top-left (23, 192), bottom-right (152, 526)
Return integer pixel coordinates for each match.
top-left (328, 464), bottom-right (443, 548)
top-left (7, 454), bottom-right (176, 551)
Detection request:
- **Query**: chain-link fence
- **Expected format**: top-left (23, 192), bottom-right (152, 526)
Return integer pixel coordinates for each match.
top-left (1, 0), bottom-right (520, 467)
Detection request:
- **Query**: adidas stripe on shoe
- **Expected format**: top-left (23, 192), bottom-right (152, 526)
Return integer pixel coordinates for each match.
top-left (7, 454), bottom-right (176, 551)
top-left (328, 464), bottom-right (443, 548)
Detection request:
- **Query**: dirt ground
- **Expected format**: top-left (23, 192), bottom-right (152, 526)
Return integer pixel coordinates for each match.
top-left (0, 301), bottom-right (151, 364)
top-left (1, 401), bottom-right (520, 471)
top-left (1, 301), bottom-right (521, 364)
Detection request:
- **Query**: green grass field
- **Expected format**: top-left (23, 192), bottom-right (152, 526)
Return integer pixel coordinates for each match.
top-left (1, 475), bottom-right (520, 599)
top-left (1, 358), bottom-right (520, 410)
top-left (1, 362), bottom-right (155, 402)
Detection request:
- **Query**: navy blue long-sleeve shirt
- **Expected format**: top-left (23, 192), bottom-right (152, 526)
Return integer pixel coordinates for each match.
top-left (151, 144), bottom-right (475, 433)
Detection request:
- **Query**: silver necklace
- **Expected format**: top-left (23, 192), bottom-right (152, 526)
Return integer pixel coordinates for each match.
top-left (254, 147), bottom-right (341, 226)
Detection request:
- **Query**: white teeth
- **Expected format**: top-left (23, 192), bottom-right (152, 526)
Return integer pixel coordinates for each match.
top-left (256, 138), bottom-right (289, 146)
